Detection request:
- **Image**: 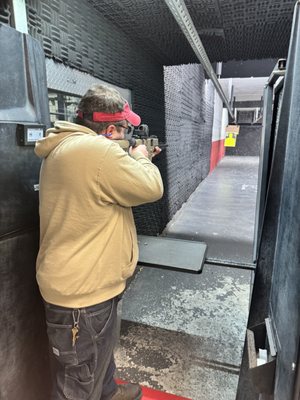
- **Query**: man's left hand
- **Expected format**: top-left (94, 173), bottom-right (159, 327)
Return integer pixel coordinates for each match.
top-left (152, 147), bottom-right (162, 157)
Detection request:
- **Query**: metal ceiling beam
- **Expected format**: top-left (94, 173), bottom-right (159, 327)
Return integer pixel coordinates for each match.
top-left (164, 0), bottom-right (235, 120)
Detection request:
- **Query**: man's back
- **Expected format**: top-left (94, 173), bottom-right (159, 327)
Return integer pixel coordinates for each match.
top-left (35, 121), bottom-right (163, 308)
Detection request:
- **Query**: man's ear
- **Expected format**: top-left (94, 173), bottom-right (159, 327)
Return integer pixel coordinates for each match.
top-left (99, 124), bottom-right (115, 137)
top-left (106, 124), bottom-right (116, 134)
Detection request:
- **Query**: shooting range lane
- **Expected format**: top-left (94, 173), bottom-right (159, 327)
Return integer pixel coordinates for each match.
top-left (164, 155), bottom-right (259, 264)
top-left (115, 155), bottom-right (257, 399)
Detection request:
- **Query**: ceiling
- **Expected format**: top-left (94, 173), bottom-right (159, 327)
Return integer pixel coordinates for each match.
top-left (88, 0), bottom-right (295, 65)
top-left (220, 77), bottom-right (267, 102)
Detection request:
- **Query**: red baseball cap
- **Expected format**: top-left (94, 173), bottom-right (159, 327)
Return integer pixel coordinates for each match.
top-left (77, 102), bottom-right (141, 126)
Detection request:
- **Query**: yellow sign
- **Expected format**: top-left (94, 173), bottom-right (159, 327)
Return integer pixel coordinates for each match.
top-left (225, 133), bottom-right (237, 147)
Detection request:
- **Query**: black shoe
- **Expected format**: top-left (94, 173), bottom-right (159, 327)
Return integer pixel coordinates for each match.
top-left (110, 383), bottom-right (142, 400)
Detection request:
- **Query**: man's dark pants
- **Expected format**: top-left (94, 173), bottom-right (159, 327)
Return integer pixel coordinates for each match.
top-left (44, 297), bottom-right (118, 400)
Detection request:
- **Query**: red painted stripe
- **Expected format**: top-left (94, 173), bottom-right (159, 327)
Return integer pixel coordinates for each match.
top-left (210, 138), bottom-right (225, 172)
top-left (116, 380), bottom-right (191, 400)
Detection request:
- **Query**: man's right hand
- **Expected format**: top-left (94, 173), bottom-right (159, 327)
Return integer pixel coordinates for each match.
top-left (130, 144), bottom-right (149, 158)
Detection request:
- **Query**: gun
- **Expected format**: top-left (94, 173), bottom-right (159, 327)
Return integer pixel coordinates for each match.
top-left (113, 124), bottom-right (167, 160)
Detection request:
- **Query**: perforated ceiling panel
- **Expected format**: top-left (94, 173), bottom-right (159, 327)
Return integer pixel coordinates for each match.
top-left (87, 0), bottom-right (295, 63)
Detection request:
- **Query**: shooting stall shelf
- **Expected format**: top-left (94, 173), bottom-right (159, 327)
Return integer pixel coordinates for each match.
top-left (137, 235), bottom-right (207, 273)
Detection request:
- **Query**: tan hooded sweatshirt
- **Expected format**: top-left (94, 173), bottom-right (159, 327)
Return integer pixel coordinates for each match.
top-left (35, 121), bottom-right (163, 307)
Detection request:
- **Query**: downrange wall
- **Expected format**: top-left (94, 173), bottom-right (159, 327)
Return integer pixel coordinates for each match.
top-left (226, 125), bottom-right (262, 156)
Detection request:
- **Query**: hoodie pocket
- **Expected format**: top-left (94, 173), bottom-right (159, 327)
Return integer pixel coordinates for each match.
top-left (128, 228), bottom-right (134, 264)
top-left (121, 227), bottom-right (137, 280)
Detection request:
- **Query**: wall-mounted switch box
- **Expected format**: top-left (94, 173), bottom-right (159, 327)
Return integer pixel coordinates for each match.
top-left (16, 124), bottom-right (45, 146)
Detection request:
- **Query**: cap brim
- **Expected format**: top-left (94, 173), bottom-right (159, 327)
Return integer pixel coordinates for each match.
top-left (126, 110), bottom-right (141, 126)
top-left (123, 102), bottom-right (141, 126)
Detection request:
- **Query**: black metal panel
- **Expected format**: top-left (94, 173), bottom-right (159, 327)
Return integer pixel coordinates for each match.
top-left (253, 85), bottom-right (274, 262)
top-left (0, 24), bottom-right (51, 399)
top-left (25, 33), bottom-right (51, 126)
top-left (236, 83), bottom-right (286, 400)
top-left (0, 232), bottom-right (51, 400)
top-left (0, 26), bottom-right (29, 116)
top-left (0, 23), bottom-right (50, 124)
top-left (269, 4), bottom-right (300, 398)
top-left (0, 124), bottom-right (40, 236)
top-left (222, 59), bottom-right (278, 78)
top-left (237, 3), bottom-right (300, 399)
top-left (0, 24), bottom-right (50, 236)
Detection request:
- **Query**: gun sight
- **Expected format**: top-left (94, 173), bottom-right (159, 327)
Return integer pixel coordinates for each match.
top-left (133, 124), bottom-right (149, 138)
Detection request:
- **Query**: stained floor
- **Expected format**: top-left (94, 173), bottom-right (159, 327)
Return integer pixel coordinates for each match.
top-left (115, 156), bottom-right (259, 400)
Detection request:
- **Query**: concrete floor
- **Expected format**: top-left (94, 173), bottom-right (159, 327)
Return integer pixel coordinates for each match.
top-left (115, 156), bottom-right (259, 399)
top-left (164, 156), bottom-right (259, 264)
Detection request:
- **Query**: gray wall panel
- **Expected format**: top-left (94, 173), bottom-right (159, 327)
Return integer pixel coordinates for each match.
top-left (164, 64), bottom-right (213, 220)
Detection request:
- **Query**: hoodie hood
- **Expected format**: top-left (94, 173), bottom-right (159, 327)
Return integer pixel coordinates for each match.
top-left (35, 121), bottom-right (96, 158)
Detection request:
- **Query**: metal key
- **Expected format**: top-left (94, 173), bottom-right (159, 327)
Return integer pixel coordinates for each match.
top-left (72, 309), bottom-right (81, 347)
top-left (71, 326), bottom-right (79, 347)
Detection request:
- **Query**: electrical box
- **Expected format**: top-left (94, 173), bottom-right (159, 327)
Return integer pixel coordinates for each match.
top-left (16, 124), bottom-right (45, 146)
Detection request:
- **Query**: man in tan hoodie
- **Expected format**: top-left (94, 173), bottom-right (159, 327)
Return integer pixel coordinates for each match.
top-left (35, 84), bottom-right (164, 400)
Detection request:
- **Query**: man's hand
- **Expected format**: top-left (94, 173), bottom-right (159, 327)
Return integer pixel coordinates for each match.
top-left (152, 146), bottom-right (162, 157)
top-left (130, 144), bottom-right (148, 158)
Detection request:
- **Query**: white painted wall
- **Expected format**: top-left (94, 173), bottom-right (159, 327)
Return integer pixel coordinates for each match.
top-left (221, 108), bottom-right (229, 140)
top-left (212, 91), bottom-right (223, 142)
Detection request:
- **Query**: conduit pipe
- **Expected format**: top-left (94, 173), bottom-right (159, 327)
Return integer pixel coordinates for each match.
top-left (164, 0), bottom-right (235, 120)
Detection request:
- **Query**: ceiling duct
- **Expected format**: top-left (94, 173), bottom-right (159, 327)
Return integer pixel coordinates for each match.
top-left (164, 0), bottom-right (235, 120)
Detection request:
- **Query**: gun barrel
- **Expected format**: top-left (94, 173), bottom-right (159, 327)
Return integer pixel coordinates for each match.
top-left (157, 143), bottom-right (168, 150)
